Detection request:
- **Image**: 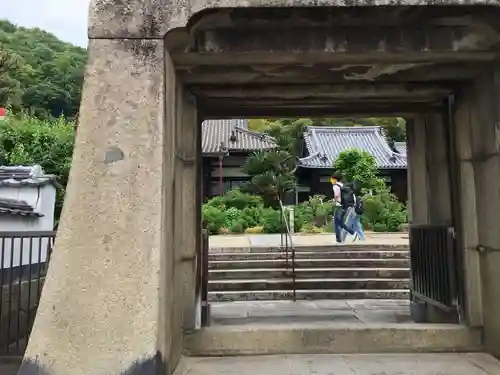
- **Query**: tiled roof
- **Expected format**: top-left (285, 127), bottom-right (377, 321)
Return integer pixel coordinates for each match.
top-left (0, 165), bottom-right (57, 187)
top-left (0, 198), bottom-right (43, 217)
top-left (394, 141), bottom-right (407, 156)
top-left (202, 119), bottom-right (277, 155)
top-left (299, 126), bottom-right (407, 169)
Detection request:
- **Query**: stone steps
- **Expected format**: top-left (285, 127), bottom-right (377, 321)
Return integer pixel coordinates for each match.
top-left (210, 267), bottom-right (410, 280)
top-left (209, 278), bottom-right (409, 291)
top-left (208, 289), bottom-right (409, 302)
top-left (208, 245), bottom-right (410, 302)
top-left (210, 258), bottom-right (410, 269)
top-left (209, 250), bottom-right (409, 261)
top-left (184, 323), bottom-right (482, 356)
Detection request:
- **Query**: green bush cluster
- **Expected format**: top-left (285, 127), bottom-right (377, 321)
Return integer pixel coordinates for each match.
top-left (202, 189), bottom-right (270, 235)
top-left (362, 191), bottom-right (407, 232)
top-left (203, 190), bottom-right (342, 235)
top-left (203, 187), bottom-right (408, 235)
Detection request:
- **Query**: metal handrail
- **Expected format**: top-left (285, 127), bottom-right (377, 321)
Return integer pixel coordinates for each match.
top-left (278, 199), bottom-right (296, 301)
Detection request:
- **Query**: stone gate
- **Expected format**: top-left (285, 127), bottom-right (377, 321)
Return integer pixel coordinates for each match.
top-left (19, 1), bottom-right (500, 374)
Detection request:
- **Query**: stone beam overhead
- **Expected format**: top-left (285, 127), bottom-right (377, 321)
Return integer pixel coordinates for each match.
top-left (87, 0), bottom-right (500, 39)
top-left (191, 26), bottom-right (500, 55)
top-left (199, 101), bottom-right (442, 118)
top-left (178, 62), bottom-right (489, 84)
top-left (189, 83), bottom-right (453, 100)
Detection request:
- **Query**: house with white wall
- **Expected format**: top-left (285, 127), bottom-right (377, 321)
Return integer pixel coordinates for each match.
top-left (0, 165), bottom-right (58, 280)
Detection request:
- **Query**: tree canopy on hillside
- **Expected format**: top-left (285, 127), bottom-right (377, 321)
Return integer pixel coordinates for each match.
top-left (249, 117), bottom-right (406, 143)
top-left (0, 19), bottom-right (87, 119)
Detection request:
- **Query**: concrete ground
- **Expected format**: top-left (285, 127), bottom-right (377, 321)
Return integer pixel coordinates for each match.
top-left (176, 353), bottom-right (500, 375)
top-left (209, 232), bottom-right (409, 249)
top-left (0, 360), bottom-right (21, 375)
top-left (211, 299), bottom-right (411, 326)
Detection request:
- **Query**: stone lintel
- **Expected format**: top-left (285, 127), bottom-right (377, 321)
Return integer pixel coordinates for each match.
top-left (199, 101), bottom-right (441, 118)
top-left (189, 83), bottom-right (452, 100)
top-left (178, 62), bottom-right (487, 85)
top-left (193, 25), bottom-right (498, 55)
top-left (19, 38), bottom-right (173, 375)
top-left (88, 0), bottom-right (500, 40)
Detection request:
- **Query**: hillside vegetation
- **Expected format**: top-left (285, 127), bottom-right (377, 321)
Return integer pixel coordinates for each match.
top-left (0, 19), bottom-right (87, 119)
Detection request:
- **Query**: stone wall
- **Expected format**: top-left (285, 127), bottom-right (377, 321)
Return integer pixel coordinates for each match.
top-left (453, 65), bottom-right (500, 356)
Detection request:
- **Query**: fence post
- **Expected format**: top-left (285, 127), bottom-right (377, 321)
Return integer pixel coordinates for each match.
top-left (288, 207), bottom-right (295, 234)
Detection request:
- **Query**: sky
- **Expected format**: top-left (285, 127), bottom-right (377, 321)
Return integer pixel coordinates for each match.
top-left (1, 0), bottom-right (91, 47)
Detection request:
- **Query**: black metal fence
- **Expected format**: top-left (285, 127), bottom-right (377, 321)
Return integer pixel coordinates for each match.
top-left (409, 225), bottom-right (458, 311)
top-left (0, 231), bottom-right (56, 357)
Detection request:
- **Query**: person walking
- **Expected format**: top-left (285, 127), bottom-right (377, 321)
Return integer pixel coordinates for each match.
top-left (331, 173), bottom-right (356, 243)
top-left (351, 180), bottom-right (366, 242)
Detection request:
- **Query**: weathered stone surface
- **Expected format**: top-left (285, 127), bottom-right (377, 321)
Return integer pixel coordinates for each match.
top-left (184, 323), bottom-right (482, 355)
top-left (88, 0), bottom-right (500, 39)
top-left (452, 65), bottom-right (500, 357)
top-left (174, 353), bottom-right (500, 375)
top-left (20, 38), bottom-right (169, 375)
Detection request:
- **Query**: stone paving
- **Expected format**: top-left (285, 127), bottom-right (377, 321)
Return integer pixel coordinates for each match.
top-left (176, 353), bottom-right (500, 375)
top-left (210, 232), bottom-right (409, 249)
top-left (0, 360), bottom-right (20, 375)
top-left (211, 299), bottom-right (412, 326)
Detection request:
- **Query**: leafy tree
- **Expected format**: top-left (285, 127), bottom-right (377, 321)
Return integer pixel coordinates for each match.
top-left (333, 149), bottom-right (385, 192)
top-left (264, 118), bottom-right (311, 158)
top-left (244, 118), bottom-right (312, 205)
top-left (0, 19), bottom-right (87, 119)
top-left (333, 149), bottom-right (406, 232)
top-left (0, 112), bottom-right (76, 224)
top-left (243, 150), bottom-right (296, 205)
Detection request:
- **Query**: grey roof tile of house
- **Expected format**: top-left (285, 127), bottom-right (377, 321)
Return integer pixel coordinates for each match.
top-left (0, 198), bottom-right (43, 217)
top-left (202, 119), bottom-right (277, 155)
top-left (0, 165), bottom-right (57, 187)
top-left (299, 126), bottom-right (407, 169)
top-left (394, 141), bottom-right (407, 156)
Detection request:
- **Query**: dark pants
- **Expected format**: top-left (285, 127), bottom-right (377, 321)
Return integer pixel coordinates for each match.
top-left (334, 207), bottom-right (355, 243)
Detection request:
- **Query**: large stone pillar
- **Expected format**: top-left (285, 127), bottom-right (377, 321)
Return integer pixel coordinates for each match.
top-left (453, 66), bottom-right (500, 355)
top-left (173, 86), bottom-right (201, 334)
top-left (453, 90), bottom-right (483, 329)
top-left (406, 116), bottom-right (429, 226)
top-left (407, 113), bottom-right (454, 323)
top-left (18, 39), bottom-right (184, 375)
top-left (407, 114), bottom-right (452, 226)
top-left (425, 113), bottom-right (453, 225)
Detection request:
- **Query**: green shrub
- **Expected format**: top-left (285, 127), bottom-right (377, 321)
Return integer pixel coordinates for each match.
top-left (230, 218), bottom-right (247, 234)
top-left (240, 206), bottom-right (264, 228)
top-left (205, 195), bottom-right (226, 209)
top-left (362, 191), bottom-right (407, 232)
top-left (372, 223), bottom-right (388, 232)
top-left (221, 189), bottom-right (263, 209)
top-left (262, 208), bottom-right (285, 233)
top-left (294, 205), bottom-right (313, 232)
top-left (202, 205), bottom-right (226, 234)
top-left (224, 207), bottom-right (241, 228)
top-left (294, 195), bottom-right (335, 230)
